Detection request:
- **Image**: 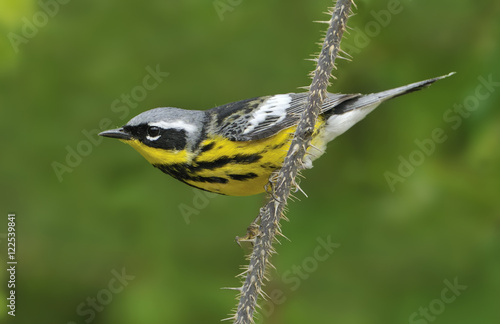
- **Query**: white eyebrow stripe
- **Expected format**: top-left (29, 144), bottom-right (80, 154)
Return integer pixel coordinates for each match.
top-left (149, 120), bottom-right (197, 133)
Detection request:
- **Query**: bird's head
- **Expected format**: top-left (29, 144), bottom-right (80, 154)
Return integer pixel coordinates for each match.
top-left (99, 107), bottom-right (205, 165)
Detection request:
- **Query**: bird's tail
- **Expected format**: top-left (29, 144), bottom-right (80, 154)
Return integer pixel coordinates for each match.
top-left (332, 72), bottom-right (455, 115)
top-left (317, 73), bottom-right (455, 146)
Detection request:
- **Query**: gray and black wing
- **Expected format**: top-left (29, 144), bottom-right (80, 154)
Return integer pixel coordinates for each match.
top-left (206, 92), bottom-right (359, 141)
top-left (205, 73), bottom-right (453, 142)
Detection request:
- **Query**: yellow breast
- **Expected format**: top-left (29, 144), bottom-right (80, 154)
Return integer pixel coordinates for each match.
top-left (121, 119), bottom-right (327, 196)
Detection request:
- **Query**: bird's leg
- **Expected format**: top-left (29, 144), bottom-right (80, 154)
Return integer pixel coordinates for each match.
top-left (235, 213), bottom-right (262, 247)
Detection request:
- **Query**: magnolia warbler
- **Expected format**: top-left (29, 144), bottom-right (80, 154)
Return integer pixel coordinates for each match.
top-left (99, 73), bottom-right (452, 196)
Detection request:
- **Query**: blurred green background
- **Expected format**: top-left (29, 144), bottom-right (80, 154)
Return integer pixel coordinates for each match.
top-left (1, 0), bottom-right (499, 323)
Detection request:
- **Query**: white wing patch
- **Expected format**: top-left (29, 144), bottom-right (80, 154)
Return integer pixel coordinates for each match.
top-left (242, 94), bottom-right (292, 135)
top-left (149, 120), bottom-right (197, 134)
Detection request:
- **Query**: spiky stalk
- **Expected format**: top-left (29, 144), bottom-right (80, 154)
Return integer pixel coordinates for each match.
top-left (231, 1), bottom-right (354, 323)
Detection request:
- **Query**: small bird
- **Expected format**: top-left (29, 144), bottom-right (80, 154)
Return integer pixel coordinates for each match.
top-left (100, 73), bottom-right (452, 196)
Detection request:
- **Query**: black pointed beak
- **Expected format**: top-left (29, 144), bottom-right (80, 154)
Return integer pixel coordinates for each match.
top-left (99, 128), bottom-right (132, 140)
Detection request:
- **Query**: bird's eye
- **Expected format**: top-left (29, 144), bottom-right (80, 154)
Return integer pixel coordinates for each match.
top-left (147, 126), bottom-right (161, 138)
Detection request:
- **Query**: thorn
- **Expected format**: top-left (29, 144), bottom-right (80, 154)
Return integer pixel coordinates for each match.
top-left (308, 143), bottom-right (323, 153)
top-left (260, 287), bottom-right (271, 298)
top-left (337, 54), bottom-right (351, 61)
top-left (313, 20), bottom-right (331, 24)
top-left (305, 58), bottom-right (319, 62)
top-left (236, 270), bottom-right (249, 278)
top-left (295, 184), bottom-right (309, 198)
top-left (280, 214), bottom-right (290, 222)
top-left (276, 232), bottom-right (291, 243)
top-left (339, 48), bottom-right (353, 58)
top-left (274, 237), bottom-right (282, 245)
top-left (296, 172), bottom-right (306, 179)
top-left (221, 287), bottom-right (243, 292)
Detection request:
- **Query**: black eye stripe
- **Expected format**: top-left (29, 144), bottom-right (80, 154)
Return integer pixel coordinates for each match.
top-left (123, 124), bottom-right (188, 150)
top-left (155, 128), bottom-right (187, 150)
